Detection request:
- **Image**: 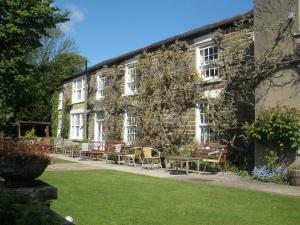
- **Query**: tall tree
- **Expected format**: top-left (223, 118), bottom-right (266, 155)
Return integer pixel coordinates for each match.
top-left (0, 0), bottom-right (67, 131)
top-left (16, 28), bottom-right (86, 122)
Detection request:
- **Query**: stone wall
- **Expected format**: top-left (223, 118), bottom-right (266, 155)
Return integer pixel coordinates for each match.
top-left (254, 0), bottom-right (300, 165)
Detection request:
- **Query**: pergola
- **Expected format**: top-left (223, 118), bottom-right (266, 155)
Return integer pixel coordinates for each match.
top-left (16, 121), bottom-right (51, 139)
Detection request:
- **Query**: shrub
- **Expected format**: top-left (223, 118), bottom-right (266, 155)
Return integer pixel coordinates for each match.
top-left (252, 166), bottom-right (288, 184)
top-left (0, 140), bottom-right (50, 184)
top-left (246, 106), bottom-right (300, 152)
top-left (0, 140), bottom-right (50, 163)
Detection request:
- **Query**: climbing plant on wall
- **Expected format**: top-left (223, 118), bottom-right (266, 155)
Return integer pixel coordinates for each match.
top-left (103, 41), bottom-right (203, 148)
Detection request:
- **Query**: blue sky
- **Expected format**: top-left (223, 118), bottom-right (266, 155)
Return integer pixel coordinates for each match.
top-left (55, 0), bottom-right (253, 66)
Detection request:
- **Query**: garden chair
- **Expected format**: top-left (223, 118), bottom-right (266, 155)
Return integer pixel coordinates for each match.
top-left (203, 147), bottom-right (225, 174)
top-left (125, 147), bottom-right (142, 167)
top-left (80, 142), bottom-right (90, 160)
top-left (142, 147), bottom-right (162, 170)
top-left (104, 141), bottom-right (125, 163)
top-left (53, 138), bottom-right (64, 154)
top-left (64, 140), bottom-right (80, 158)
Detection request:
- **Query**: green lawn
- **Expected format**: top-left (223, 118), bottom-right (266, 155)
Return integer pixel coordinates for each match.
top-left (51, 157), bottom-right (75, 164)
top-left (42, 170), bottom-right (300, 225)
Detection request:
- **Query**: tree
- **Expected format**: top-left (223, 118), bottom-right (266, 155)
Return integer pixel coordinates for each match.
top-left (16, 28), bottom-right (86, 122)
top-left (0, 0), bottom-right (67, 131)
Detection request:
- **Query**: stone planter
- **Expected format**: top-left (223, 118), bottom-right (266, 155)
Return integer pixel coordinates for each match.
top-left (288, 169), bottom-right (300, 186)
top-left (0, 157), bottom-right (49, 187)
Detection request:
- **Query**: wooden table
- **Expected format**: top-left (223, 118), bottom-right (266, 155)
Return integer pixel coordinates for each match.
top-left (164, 156), bottom-right (202, 175)
top-left (88, 151), bottom-right (104, 160)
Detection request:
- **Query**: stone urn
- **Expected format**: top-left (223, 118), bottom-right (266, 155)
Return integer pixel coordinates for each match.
top-left (0, 140), bottom-right (50, 187)
top-left (288, 168), bottom-right (300, 186)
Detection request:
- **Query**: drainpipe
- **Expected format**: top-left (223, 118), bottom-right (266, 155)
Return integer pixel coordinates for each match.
top-left (84, 60), bottom-right (89, 140)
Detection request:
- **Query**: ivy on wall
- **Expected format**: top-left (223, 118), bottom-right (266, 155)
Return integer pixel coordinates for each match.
top-left (51, 92), bottom-right (70, 139)
top-left (102, 41), bottom-right (203, 148)
top-left (51, 92), bottom-right (59, 138)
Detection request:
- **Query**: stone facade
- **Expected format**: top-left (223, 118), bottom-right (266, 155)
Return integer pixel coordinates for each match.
top-left (57, 12), bottom-right (253, 146)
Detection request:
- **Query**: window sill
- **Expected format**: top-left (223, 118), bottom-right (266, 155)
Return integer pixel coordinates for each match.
top-left (122, 92), bottom-right (138, 97)
top-left (71, 100), bottom-right (85, 104)
top-left (70, 138), bottom-right (83, 141)
top-left (96, 96), bottom-right (105, 101)
top-left (202, 78), bottom-right (222, 84)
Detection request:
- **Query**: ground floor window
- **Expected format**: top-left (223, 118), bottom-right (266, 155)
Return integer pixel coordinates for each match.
top-left (94, 111), bottom-right (104, 142)
top-left (195, 102), bottom-right (210, 143)
top-left (71, 113), bottom-right (84, 139)
top-left (124, 110), bottom-right (137, 145)
top-left (57, 111), bottom-right (62, 137)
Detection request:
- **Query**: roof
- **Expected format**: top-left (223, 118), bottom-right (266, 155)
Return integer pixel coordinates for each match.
top-left (64, 10), bottom-right (253, 82)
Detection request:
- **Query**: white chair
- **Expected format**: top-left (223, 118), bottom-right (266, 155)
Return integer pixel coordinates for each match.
top-left (80, 142), bottom-right (90, 160)
top-left (203, 148), bottom-right (224, 174)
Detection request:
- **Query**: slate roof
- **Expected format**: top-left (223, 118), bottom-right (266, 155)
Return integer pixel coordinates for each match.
top-left (64, 10), bottom-right (253, 82)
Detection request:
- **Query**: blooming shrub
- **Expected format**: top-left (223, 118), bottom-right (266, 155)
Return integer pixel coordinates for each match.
top-left (252, 166), bottom-right (288, 183)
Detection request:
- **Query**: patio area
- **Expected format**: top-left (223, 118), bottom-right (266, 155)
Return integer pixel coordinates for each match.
top-left (48, 154), bottom-right (300, 197)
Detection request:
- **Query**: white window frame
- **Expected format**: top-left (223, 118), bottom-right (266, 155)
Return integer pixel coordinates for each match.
top-left (58, 91), bottom-right (63, 110)
top-left (70, 111), bottom-right (84, 140)
top-left (196, 40), bottom-right (219, 81)
top-left (72, 77), bottom-right (86, 103)
top-left (123, 110), bottom-right (137, 145)
top-left (96, 73), bottom-right (105, 100)
top-left (94, 111), bottom-right (104, 142)
top-left (57, 111), bottom-right (62, 138)
top-left (195, 101), bottom-right (210, 143)
top-left (124, 61), bottom-right (138, 96)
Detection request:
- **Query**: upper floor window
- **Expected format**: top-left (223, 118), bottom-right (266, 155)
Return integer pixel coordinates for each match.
top-left (72, 78), bottom-right (85, 103)
top-left (124, 110), bottom-right (137, 145)
top-left (58, 91), bottom-right (63, 110)
top-left (96, 74), bottom-right (105, 99)
top-left (124, 62), bottom-right (137, 95)
top-left (198, 45), bottom-right (219, 81)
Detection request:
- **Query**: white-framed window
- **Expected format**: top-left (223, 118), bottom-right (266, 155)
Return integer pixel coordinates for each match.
top-left (96, 74), bottom-right (105, 99)
top-left (70, 113), bottom-right (84, 139)
top-left (124, 62), bottom-right (137, 95)
top-left (57, 111), bottom-right (62, 137)
top-left (197, 45), bottom-right (219, 81)
top-left (195, 102), bottom-right (210, 143)
top-left (124, 110), bottom-right (137, 144)
top-left (58, 91), bottom-right (63, 110)
top-left (72, 77), bottom-right (85, 103)
top-left (94, 111), bottom-right (104, 142)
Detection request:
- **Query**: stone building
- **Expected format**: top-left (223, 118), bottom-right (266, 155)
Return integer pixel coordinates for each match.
top-left (55, 0), bottom-right (300, 166)
top-left (55, 10), bottom-right (253, 147)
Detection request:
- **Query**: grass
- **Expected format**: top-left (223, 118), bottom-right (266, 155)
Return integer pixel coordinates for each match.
top-left (51, 157), bottom-right (75, 164)
top-left (42, 170), bottom-right (300, 225)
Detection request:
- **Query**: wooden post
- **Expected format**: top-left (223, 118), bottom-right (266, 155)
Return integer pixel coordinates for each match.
top-left (45, 125), bottom-right (50, 145)
top-left (18, 123), bottom-right (21, 137)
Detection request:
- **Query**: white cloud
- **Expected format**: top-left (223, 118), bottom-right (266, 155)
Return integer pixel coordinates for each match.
top-left (60, 4), bottom-right (86, 34)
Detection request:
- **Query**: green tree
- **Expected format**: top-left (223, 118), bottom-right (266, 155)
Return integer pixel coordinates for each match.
top-left (16, 28), bottom-right (86, 122)
top-left (0, 0), bottom-right (67, 132)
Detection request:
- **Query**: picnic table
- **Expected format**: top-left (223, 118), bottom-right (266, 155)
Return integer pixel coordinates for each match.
top-left (164, 156), bottom-right (203, 175)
